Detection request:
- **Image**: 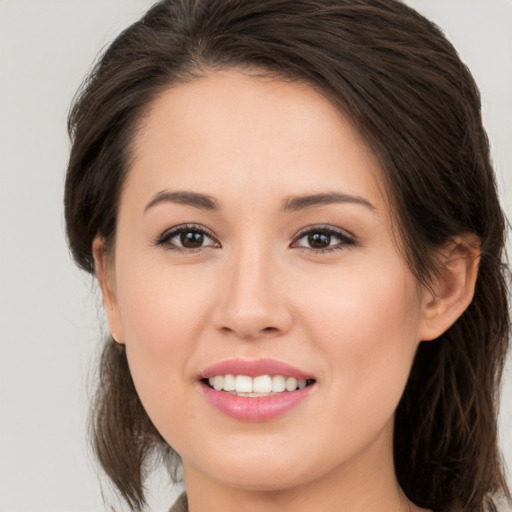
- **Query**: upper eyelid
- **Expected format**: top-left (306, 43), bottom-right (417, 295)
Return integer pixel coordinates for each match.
top-left (293, 224), bottom-right (356, 240)
top-left (164, 224), bottom-right (213, 236)
top-left (155, 224), bottom-right (219, 246)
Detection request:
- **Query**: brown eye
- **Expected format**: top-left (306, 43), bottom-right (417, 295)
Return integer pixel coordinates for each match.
top-left (292, 226), bottom-right (356, 253)
top-left (180, 231), bottom-right (205, 248)
top-left (308, 232), bottom-right (331, 249)
top-left (156, 224), bottom-right (220, 251)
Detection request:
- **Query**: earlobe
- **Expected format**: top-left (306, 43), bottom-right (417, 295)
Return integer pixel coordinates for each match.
top-left (92, 236), bottom-right (125, 344)
top-left (419, 234), bottom-right (480, 341)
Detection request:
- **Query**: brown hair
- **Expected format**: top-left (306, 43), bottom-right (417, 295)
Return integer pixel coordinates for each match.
top-left (64, 1), bottom-right (510, 510)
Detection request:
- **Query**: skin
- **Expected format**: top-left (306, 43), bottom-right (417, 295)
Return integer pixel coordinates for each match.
top-left (94, 70), bottom-right (479, 512)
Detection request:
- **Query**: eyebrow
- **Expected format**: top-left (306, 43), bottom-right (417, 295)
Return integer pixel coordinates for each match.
top-left (282, 192), bottom-right (376, 212)
top-left (144, 190), bottom-right (220, 212)
top-left (144, 190), bottom-right (375, 214)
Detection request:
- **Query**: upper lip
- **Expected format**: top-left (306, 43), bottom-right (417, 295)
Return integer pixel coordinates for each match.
top-left (199, 358), bottom-right (315, 380)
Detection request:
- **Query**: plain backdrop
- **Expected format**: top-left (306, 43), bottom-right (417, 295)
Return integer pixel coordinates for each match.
top-left (0, 1), bottom-right (511, 511)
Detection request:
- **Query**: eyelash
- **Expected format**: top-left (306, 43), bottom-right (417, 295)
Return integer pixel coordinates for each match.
top-left (154, 224), bottom-right (356, 253)
top-left (291, 225), bottom-right (357, 254)
top-left (154, 224), bottom-right (220, 252)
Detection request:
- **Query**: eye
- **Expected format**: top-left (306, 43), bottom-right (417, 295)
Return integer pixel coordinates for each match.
top-left (291, 226), bottom-right (356, 253)
top-left (155, 224), bottom-right (220, 251)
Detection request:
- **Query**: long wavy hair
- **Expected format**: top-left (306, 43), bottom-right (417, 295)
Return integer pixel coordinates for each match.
top-left (64, 1), bottom-right (510, 510)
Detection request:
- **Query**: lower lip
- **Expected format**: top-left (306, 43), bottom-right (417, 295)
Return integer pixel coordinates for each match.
top-left (199, 382), bottom-right (314, 422)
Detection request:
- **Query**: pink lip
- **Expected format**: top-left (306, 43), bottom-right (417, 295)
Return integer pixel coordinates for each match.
top-left (199, 358), bottom-right (314, 380)
top-left (198, 358), bottom-right (316, 422)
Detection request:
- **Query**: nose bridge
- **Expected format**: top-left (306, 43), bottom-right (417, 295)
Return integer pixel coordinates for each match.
top-left (216, 239), bottom-right (291, 339)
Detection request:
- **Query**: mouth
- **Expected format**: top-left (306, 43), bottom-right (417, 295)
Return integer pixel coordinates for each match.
top-left (201, 374), bottom-right (316, 397)
top-left (198, 359), bottom-right (317, 421)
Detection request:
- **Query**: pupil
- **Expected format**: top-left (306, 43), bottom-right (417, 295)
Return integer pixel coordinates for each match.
top-left (181, 231), bottom-right (204, 248)
top-left (308, 232), bottom-right (330, 248)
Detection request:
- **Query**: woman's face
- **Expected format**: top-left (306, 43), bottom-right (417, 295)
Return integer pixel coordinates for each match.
top-left (99, 70), bottom-right (433, 492)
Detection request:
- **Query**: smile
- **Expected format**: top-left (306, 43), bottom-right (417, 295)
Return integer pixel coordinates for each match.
top-left (198, 359), bottom-right (316, 421)
top-left (205, 374), bottom-right (312, 395)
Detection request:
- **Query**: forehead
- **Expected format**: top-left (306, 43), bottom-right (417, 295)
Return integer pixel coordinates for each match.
top-left (126, 70), bottom-right (386, 211)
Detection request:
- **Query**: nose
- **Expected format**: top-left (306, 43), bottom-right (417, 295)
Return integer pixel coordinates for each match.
top-left (213, 247), bottom-right (293, 340)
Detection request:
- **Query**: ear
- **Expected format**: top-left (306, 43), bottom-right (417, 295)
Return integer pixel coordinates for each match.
top-left (418, 234), bottom-right (480, 341)
top-left (92, 236), bottom-right (125, 344)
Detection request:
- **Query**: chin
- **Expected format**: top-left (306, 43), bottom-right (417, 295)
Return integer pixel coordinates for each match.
top-left (185, 439), bottom-right (341, 493)
top-left (210, 464), bottom-right (311, 492)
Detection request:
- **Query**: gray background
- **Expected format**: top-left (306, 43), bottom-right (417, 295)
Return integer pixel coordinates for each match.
top-left (0, 1), bottom-right (511, 510)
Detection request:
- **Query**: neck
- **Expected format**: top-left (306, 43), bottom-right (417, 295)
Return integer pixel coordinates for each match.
top-left (182, 422), bottom-right (420, 512)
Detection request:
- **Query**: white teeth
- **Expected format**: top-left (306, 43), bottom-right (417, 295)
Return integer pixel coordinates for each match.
top-left (235, 375), bottom-right (253, 393)
top-left (213, 375), bottom-right (224, 391)
top-left (206, 374), bottom-right (312, 394)
top-left (253, 375), bottom-right (272, 393)
top-left (223, 374), bottom-right (236, 391)
top-left (272, 375), bottom-right (286, 392)
top-left (285, 377), bottom-right (298, 391)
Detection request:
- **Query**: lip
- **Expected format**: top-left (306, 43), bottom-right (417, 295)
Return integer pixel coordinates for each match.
top-left (198, 358), bottom-right (316, 422)
top-left (199, 358), bottom-right (315, 380)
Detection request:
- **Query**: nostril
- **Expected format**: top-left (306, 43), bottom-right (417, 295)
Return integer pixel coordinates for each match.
top-left (218, 325), bottom-right (279, 338)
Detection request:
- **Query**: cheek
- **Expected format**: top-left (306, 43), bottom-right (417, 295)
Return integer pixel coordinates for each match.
top-left (113, 258), bottom-right (214, 424)
top-left (115, 250), bottom-right (216, 344)
top-left (299, 260), bottom-right (421, 345)
top-left (297, 261), bottom-right (422, 422)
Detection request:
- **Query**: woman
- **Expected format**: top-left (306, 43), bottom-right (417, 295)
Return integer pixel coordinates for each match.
top-left (64, 1), bottom-right (510, 511)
